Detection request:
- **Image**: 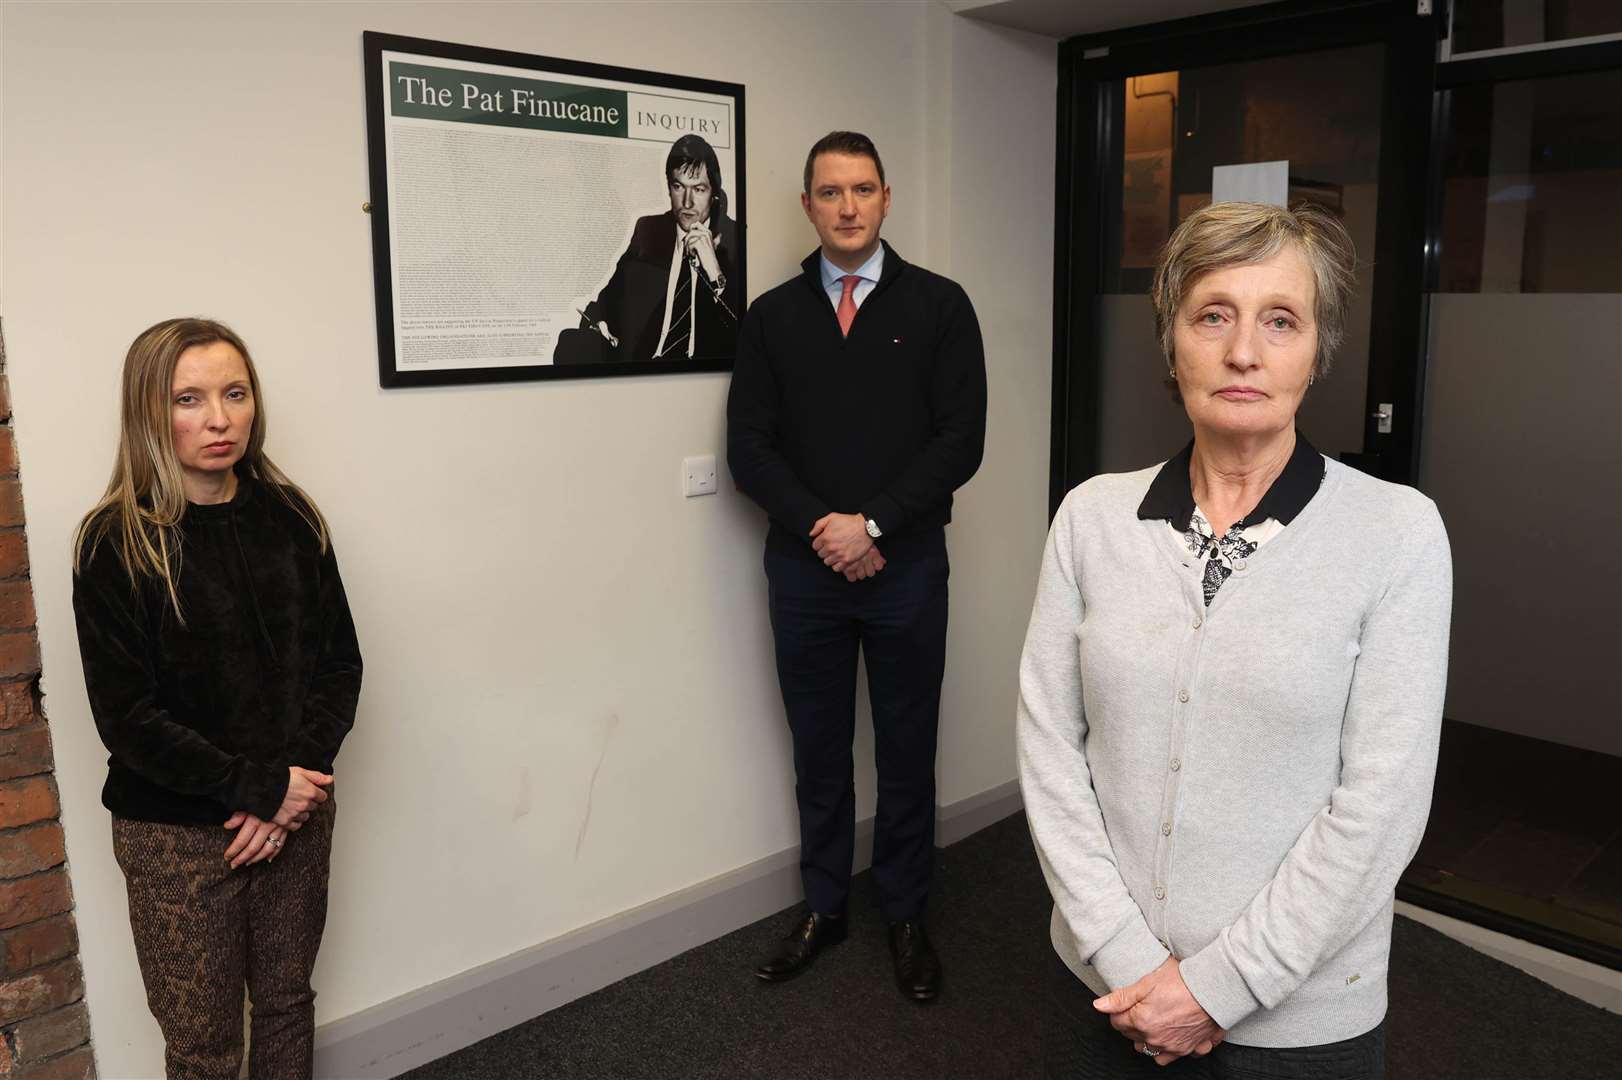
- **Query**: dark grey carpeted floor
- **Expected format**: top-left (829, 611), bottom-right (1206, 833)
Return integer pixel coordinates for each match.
top-left (404, 814), bottom-right (1622, 1079)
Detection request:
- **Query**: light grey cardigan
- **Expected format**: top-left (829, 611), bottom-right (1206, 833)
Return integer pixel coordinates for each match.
top-left (1016, 456), bottom-right (1452, 1047)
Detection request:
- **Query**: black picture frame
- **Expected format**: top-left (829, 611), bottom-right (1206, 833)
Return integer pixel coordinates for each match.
top-left (362, 31), bottom-right (747, 388)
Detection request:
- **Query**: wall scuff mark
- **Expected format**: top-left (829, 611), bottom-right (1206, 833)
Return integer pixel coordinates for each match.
top-left (574, 714), bottom-right (619, 860)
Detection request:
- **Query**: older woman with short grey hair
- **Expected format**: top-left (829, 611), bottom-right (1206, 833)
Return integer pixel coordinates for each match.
top-left (1018, 201), bottom-right (1452, 1079)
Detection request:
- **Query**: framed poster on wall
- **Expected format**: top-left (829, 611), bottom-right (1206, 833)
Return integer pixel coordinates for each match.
top-left (362, 32), bottom-right (747, 387)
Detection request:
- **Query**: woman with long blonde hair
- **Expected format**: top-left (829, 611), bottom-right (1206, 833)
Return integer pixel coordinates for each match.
top-left (72, 317), bottom-right (362, 1080)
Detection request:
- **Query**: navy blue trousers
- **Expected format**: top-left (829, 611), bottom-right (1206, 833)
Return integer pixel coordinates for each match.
top-left (765, 530), bottom-right (949, 922)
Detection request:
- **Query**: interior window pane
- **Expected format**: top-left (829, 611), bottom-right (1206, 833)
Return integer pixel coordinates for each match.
top-left (1438, 69), bottom-right (1622, 293)
top-left (1098, 46), bottom-right (1384, 464)
top-left (1451, 0), bottom-right (1622, 55)
top-left (1415, 60), bottom-right (1622, 960)
top-left (1105, 46), bottom-right (1383, 295)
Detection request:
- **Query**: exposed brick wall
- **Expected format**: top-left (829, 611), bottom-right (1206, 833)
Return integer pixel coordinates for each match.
top-left (0, 333), bottom-right (95, 1079)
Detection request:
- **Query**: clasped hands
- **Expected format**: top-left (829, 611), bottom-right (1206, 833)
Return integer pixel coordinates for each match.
top-left (1093, 957), bottom-right (1226, 1066)
top-left (681, 224), bottom-right (722, 282)
top-left (222, 766), bottom-right (333, 869)
top-left (810, 512), bottom-right (884, 582)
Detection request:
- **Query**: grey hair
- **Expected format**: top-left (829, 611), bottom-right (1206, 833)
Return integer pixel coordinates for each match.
top-left (1150, 200), bottom-right (1357, 380)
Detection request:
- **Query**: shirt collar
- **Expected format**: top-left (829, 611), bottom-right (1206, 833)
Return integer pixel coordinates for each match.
top-left (1137, 431), bottom-right (1325, 530)
top-left (820, 244), bottom-right (885, 291)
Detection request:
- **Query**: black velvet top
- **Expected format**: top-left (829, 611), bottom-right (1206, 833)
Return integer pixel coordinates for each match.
top-left (71, 476), bottom-right (362, 825)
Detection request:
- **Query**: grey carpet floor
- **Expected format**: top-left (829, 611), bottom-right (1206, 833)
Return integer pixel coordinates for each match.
top-left (403, 813), bottom-right (1622, 1079)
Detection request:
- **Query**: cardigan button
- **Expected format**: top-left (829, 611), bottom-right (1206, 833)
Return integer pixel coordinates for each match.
top-left (1177, 690), bottom-right (1190, 703)
top-left (1170, 758), bottom-right (1182, 772)
top-left (1154, 886), bottom-right (1167, 901)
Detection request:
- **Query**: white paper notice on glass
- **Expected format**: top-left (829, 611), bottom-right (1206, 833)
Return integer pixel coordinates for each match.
top-left (1212, 161), bottom-right (1289, 207)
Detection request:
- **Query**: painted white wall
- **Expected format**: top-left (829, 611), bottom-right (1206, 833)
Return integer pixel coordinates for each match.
top-left (2, 2), bottom-right (1055, 1075)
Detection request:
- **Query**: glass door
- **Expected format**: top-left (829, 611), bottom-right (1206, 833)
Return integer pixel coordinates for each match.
top-left (1051, 1), bottom-right (1436, 505)
top-left (1051, 0), bottom-right (1622, 968)
top-left (1402, 18), bottom-right (1622, 965)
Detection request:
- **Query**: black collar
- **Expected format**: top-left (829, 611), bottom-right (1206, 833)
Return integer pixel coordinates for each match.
top-left (1136, 432), bottom-right (1324, 531)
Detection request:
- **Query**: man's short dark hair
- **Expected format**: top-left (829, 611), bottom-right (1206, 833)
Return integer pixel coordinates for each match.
top-left (803, 131), bottom-right (885, 193)
top-left (666, 134), bottom-right (726, 218)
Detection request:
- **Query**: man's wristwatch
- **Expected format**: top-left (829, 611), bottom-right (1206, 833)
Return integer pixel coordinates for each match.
top-left (864, 516), bottom-right (883, 539)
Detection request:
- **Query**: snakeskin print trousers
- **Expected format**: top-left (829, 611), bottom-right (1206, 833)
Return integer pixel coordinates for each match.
top-left (111, 794), bottom-right (335, 1080)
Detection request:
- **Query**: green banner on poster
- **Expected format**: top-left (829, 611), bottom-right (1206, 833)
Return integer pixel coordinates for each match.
top-left (390, 62), bottom-right (628, 137)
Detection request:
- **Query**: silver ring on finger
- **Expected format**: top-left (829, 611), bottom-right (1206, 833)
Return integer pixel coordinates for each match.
top-left (1140, 1045), bottom-right (1162, 1057)
top-left (267, 835), bottom-right (284, 848)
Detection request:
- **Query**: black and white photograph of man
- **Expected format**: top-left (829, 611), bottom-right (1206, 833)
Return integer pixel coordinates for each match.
top-left (555, 133), bottom-right (741, 365)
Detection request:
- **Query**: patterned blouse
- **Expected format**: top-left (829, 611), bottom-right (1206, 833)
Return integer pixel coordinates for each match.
top-left (1137, 433), bottom-right (1328, 607)
top-left (1181, 510), bottom-right (1286, 606)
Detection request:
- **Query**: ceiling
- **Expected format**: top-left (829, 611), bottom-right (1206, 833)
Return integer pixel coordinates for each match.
top-left (947, 0), bottom-right (1277, 40)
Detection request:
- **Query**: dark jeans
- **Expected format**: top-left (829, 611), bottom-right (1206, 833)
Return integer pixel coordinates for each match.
top-left (765, 531), bottom-right (949, 921)
top-left (1045, 952), bottom-right (1385, 1080)
top-left (112, 794), bottom-right (335, 1080)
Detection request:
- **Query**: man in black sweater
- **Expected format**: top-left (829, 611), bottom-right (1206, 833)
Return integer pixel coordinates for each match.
top-left (727, 131), bottom-right (986, 1002)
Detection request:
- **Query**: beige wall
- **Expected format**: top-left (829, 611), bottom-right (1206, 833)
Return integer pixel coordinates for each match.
top-left (1, 2), bottom-right (1056, 1075)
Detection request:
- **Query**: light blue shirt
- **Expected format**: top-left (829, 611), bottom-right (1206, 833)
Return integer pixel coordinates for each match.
top-left (819, 245), bottom-right (884, 312)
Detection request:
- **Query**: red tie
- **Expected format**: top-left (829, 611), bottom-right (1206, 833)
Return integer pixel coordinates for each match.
top-left (837, 275), bottom-right (860, 337)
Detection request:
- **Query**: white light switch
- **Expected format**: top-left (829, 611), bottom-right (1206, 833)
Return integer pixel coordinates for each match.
top-left (682, 454), bottom-right (717, 497)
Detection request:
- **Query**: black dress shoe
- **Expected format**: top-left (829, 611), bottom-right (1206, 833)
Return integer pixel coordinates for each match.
top-left (889, 920), bottom-right (941, 1001)
top-left (754, 909), bottom-right (847, 982)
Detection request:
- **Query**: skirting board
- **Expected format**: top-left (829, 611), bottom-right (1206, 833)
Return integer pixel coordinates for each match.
top-left (313, 780), bottom-right (1025, 1079)
top-left (1393, 901), bottom-right (1622, 1014)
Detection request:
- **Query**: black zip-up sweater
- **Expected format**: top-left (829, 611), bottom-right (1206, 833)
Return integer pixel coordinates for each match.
top-left (726, 242), bottom-right (987, 558)
top-left (72, 476), bottom-right (362, 825)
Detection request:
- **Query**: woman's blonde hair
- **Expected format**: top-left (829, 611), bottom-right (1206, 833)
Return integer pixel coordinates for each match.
top-left (1150, 200), bottom-right (1358, 380)
top-left (72, 318), bottom-right (328, 617)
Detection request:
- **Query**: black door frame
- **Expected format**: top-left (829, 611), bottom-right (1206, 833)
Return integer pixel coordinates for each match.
top-left (1050, 0), bottom-right (1440, 516)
